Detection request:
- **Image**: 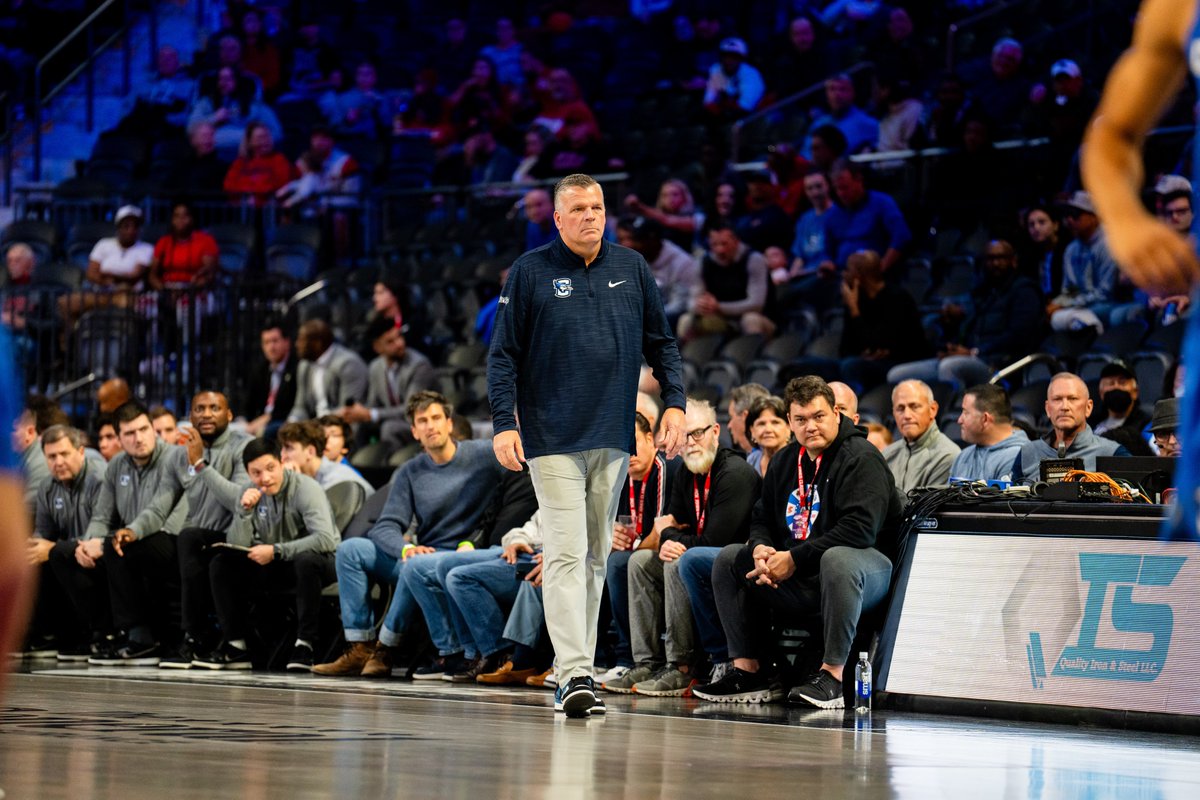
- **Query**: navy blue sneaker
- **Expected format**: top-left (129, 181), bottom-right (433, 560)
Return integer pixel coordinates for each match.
top-left (554, 676), bottom-right (595, 717)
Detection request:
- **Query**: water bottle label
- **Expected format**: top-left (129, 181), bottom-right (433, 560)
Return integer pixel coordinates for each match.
top-left (857, 679), bottom-right (871, 698)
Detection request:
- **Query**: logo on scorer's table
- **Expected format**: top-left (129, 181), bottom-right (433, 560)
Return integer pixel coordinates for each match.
top-left (552, 278), bottom-right (573, 298)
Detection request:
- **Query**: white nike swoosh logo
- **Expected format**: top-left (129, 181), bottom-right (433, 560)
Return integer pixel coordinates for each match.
top-left (608, 280), bottom-right (627, 288)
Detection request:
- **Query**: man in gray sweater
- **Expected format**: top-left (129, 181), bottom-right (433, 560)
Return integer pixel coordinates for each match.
top-left (85, 402), bottom-right (188, 666)
top-left (950, 384), bottom-right (1029, 483)
top-left (883, 380), bottom-right (961, 493)
top-left (1015, 372), bottom-right (1128, 482)
top-left (194, 437), bottom-right (339, 670)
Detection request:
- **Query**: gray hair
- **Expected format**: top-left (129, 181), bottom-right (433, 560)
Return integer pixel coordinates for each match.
top-left (553, 174), bottom-right (601, 209)
top-left (892, 379), bottom-right (936, 406)
top-left (685, 396), bottom-right (717, 426)
top-left (41, 424), bottom-right (85, 450)
top-left (1049, 371), bottom-right (1089, 399)
top-left (729, 383), bottom-right (770, 415)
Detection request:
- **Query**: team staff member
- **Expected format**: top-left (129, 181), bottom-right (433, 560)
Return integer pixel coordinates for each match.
top-left (488, 173), bottom-right (687, 717)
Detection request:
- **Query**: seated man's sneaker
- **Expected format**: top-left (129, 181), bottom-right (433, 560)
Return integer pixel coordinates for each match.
top-left (414, 652), bottom-right (467, 680)
top-left (633, 666), bottom-right (697, 697)
top-left (192, 642), bottom-right (252, 670)
top-left (786, 669), bottom-right (845, 710)
top-left (91, 640), bottom-right (162, 667)
top-left (554, 675), bottom-right (596, 717)
top-left (594, 664), bottom-right (629, 684)
top-left (526, 668), bottom-right (555, 688)
top-left (22, 635), bottom-right (58, 659)
top-left (55, 639), bottom-right (96, 663)
top-left (477, 660), bottom-right (539, 685)
top-left (360, 642), bottom-right (399, 679)
top-left (707, 660), bottom-right (733, 684)
top-left (286, 643), bottom-right (314, 672)
top-left (447, 652), bottom-right (504, 683)
top-left (159, 634), bottom-right (203, 669)
top-left (692, 667), bottom-right (783, 704)
top-left (313, 642), bottom-right (373, 677)
top-left (602, 663), bottom-right (655, 694)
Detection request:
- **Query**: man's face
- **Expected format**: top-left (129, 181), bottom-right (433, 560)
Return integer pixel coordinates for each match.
top-left (707, 229), bottom-right (740, 264)
top-left (373, 327), bottom-right (407, 361)
top-left (295, 327), bottom-right (320, 361)
top-left (191, 123), bottom-right (216, 156)
top-left (116, 218), bottom-right (141, 247)
top-left (982, 241), bottom-right (1017, 282)
top-left (152, 414), bottom-right (178, 442)
top-left (1045, 378), bottom-right (1092, 438)
top-left (892, 384), bottom-right (938, 443)
top-left (43, 437), bottom-right (86, 482)
top-left (1026, 210), bottom-right (1057, 244)
top-left (789, 396), bottom-right (840, 454)
top-left (5, 248), bottom-right (34, 282)
top-left (726, 400), bottom-right (750, 450)
top-left (1161, 196), bottom-right (1194, 234)
top-left (191, 392), bottom-right (232, 440)
top-left (627, 427), bottom-right (657, 478)
top-left (97, 424), bottom-right (121, 460)
top-left (825, 78), bottom-right (853, 112)
top-left (119, 414), bottom-right (158, 461)
top-left (832, 169), bottom-right (865, 206)
top-left (803, 173), bottom-right (829, 207)
top-left (750, 409), bottom-right (790, 453)
top-left (719, 53), bottom-right (741, 76)
top-left (1154, 429), bottom-right (1181, 458)
top-left (1098, 374), bottom-right (1138, 409)
top-left (991, 44), bottom-right (1022, 79)
top-left (280, 441), bottom-right (319, 474)
top-left (356, 63), bottom-right (377, 92)
top-left (553, 185), bottom-right (606, 253)
top-left (525, 190), bottom-right (552, 225)
top-left (957, 394), bottom-right (989, 445)
top-left (10, 412), bottom-right (36, 452)
top-left (323, 425), bottom-right (347, 461)
top-left (311, 132), bottom-right (334, 159)
top-left (830, 383), bottom-right (859, 424)
top-left (714, 184), bottom-right (737, 217)
top-left (261, 328), bottom-right (290, 364)
top-left (218, 36), bottom-right (242, 67)
top-left (682, 408), bottom-right (719, 475)
top-left (248, 454), bottom-right (285, 495)
top-left (789, 18), bottom-right (814, 51)
top-left (412, 403), bottom-right (454, 453)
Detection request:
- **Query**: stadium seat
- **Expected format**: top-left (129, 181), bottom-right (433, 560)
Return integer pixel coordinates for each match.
top-left (31, 261), bottom-right (84, 290)
top-left (209, 223), bottom-right (259, 277)
top-left (326, 482), bottom-right (367, 536)
top-left (66, 221), bottom-right (118, 269)
top-left (1130, 351), bottom-right (1174, 405)
top-left (266, 224), bottom-right (321, 283)
top-left (1092, 319), bottom-right (1149, 355)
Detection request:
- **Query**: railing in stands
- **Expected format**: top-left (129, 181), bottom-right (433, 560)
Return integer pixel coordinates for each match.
top-left (729, 62), bottom-right (874, 163)
top-left (32, 0), bottom-right (135, 182)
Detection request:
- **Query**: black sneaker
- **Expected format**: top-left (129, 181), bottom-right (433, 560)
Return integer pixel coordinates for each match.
top-left (192, 642), bottom-right (252, 670)
top-left (55, 640), bottom-right (95, 662)
top-left (414, 652), bottom-right (466, 681)
top-left (286, 643), bottom-right (314, 672)
top-left (86, 636), bottom-right (121, 665)
top-left (554, 676), bottom-right (596, 718)
top-left (786, 669), bottom-right (845, 709)
top-left (692, 667), bottom-right (783, 704)
top-left (444, 652), bottom-right (504, 683)
top-left (90, 640), bottom-right (162, 667)
top-left (22, 635), bottom-right (59, 659)
top-left (590, 683), bottom-right (607, 715)
top-left (159, 634), bottom-right (203, 670)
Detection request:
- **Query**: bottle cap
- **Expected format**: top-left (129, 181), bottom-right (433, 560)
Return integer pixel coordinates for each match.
top-left (859, 651), bottom-right (868, 659)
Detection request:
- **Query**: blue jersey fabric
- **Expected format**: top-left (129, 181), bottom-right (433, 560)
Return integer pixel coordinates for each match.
top-left (0, 328), bottom-right (22, 473)
top-left (488, 236), bottom-right (686, 459)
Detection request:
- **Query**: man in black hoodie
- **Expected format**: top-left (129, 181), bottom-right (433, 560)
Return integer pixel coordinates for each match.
top-left (694, 376), bottom-right (902, 707)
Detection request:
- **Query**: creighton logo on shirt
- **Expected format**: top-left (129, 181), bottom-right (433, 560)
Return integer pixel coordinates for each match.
top-left (552, 278), bottom-right (573, 298)
top-left (54, 496), bottom-right (64, 511)
top-left (119, 473), bottom-right (131, 487)
top-left (257, 504), bottom-right (269, 518)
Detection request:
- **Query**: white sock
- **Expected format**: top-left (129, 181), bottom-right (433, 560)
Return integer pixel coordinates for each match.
top-left (295, 639), bottom-right (312, 649)
top-left (229, 639), bottom-right (248, 651)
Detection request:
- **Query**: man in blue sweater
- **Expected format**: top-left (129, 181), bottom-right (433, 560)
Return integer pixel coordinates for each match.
top-left (313, 391), bottom-right (503, 678)
top-left (488, 173), bottom-right (688, 717)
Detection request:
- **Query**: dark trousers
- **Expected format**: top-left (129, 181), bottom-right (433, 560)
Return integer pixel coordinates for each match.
top-left (104, 532), bottom-right (180, 641)
top-left (177, 527), bottom-right (227, 637)
top-left (46, 543), bottom-right (112, 636)
top-left (209, 549), bottom-right (336, 643)
top-left (712, 543), bottom-right (892, 667)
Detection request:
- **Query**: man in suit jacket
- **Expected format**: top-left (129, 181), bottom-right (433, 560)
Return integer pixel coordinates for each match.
top-left (286, 319), bottom-right (369, 423)
top-left (339, 315), bottom-right (434, 446)
top-left (245, 317), bottom-right (298, 438)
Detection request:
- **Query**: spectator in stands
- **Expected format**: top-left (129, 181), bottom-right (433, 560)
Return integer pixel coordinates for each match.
top-left (1093, 361), bottom-right (1154, 457)
top-left (244, 317), bottom-right (297, 438)
top-left (806, 74), bottom-right (879, 156)
top-left (1149, 180), bottom-right (1195, 324)
top-left (883, 380), bottom-right (961, 492)
top-left (190, 64), bottom-right (281, 162)
top-left (950, 384), bottom-right (1028, 483)
top-left (165, 122), bottom-right (229, 195)
top-left (238, 9), bottom-right (281, 99)
top-left (820, 160), bottom-right (911, 274)
top-left (782, 171), bottom-right (833, 282)
top-left (1015, 373), bottom-right (1128, 481)
top-left (830, 381), bottom-right (861, 425)
top-left (600, 412), bottom-right (680, 682)
top-left (929, 114), bottom-right (1008, 234)
top-left (118, 45), bottom-right (195, 138)
top-left (1022, 203), bottom-right (1067, 300)
top-left (323, 60), bottom-right (389, 140)
top-left (616, 216), bottom-right (699, 329)
top-left (921, 73), bottom-right (968, 147)
top-left (278, 126), bottom-right (361, 209)
top-left (765, 143), bottom-right (808, 219)
top-left (745, 395), bottom-right (793, 478)
top-left (888, 239), bottom-right (1043, 389)
top-left (200, 34), bottom-right (262, 102)
top-left (318, 415), bottom-right (353, 464)
top-left (223, 122), bottom-right (296, 206)
top-left (313, 391), bottom-right (503, 678)
top-left (518, 188), bottom-right (555, 252)
top-left (29, 426), bottom-right (109, 659)
top-left (159, 391), bottom-right (252, 669)
top-left (703, 37), bottom-right (765, 121)
top-left (1150, 398), bottom-right (1180, 457)
top-left (694, 376), bottom-right (901, 707)
top-left (678, 221), bottom-right (774, 340)
top-left (727, 383), bottom-right (771, 462)
top-left (149, 407), bottom-right (177, 442)
top-left (194, 437), bottom-right (338, 670)
top-left (972, 38), bottom-right (1032, 135)
top-left (624, 179), bottom-right (703, 253)
top-left (12, 396), bottom-right (68, 512)
top-left (609, 398), bottom-right (759, 697)
top-left (1, 242), bottom-right (34, 331)
top-left (474, 517), bottom-right (550, 686)
top-left (1048, 191), bottom-right (1125, 332)
top-left (878, 7), bottom-right (923, 80)
top-left (84, 205), bottom-right (153, 293)
top-left (147, 200), bottom-right (219, 290)
top-left (531, 69), bottom-right (599, 147)
top-left (370, 275), bottom-right (411, 335)
top-left (875, 76), bottom-right (923, 154)
top-left (286, 319), bottom-right (369, 423)
top-left (448, 57), bottom-right (511, 142)
top-left (769, 16), bottom-right (826, 99)
top-left (339, 314), bottom-right (434, 448)
top-left (434, 18), bottom-right (475, 93)
top-left (1026, 59), bottom-right (1099, 188)
top-left (283, 19), bottom-right (339, 101)
top-left (735, 174), bottom-right (793, 255)
top-left (277, 420), bottom-right (374, 498)
top-left (97, 379), bottom-right (131, 414)
top-left (95, 415), bottom-right (121, 461)
top-left (461, 129), bottom-right (518, 185)
top-left (513, 124), bottom-right (553, 183)
top-left (480, 18), bottom-right (525, 88)
top-left (808, 124), bottom-right (848, 174)
top-left (836, 249), bottom-right (929, 391)
top-left (710, 180), bottom-right (743, 224)
top-left (85, 402), bottom-right (188, 665)
top-left (866, 422), bottom-right (892, 452)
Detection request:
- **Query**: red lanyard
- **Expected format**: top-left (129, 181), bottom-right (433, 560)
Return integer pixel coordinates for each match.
top-left (795, 447), bottom-right (822, 540)
top-left (693, 471), bottom-right (712, 537)
top-left (628, 467), bottom-right (650, 535)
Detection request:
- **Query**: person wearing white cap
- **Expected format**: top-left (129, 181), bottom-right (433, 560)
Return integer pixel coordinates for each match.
top-left (1028, 57), bottom-right (1098, 189)
top-left (59, 206), bottom-right (156, 321)
top-left (703, 37), bottom-right (765, 121)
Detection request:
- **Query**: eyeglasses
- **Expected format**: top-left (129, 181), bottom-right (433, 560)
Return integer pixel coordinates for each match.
top-left (686, 424), bottom-right (715, 443)
top-left (1153, 431), bottom-right (1179, 445)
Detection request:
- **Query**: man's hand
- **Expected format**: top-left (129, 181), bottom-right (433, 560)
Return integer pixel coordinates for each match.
top-left (695, 293), bottom-right (720, 316)
top-left (248, 544), bottom-right (275, 565)
top-left (659, 540), bottom-right (687, 562)
top-left (502, 541), bottom-right (533, 564)
top-left (747, 544), bottom-right (778, 586)
top-left (178, 427), bottom-right (205, 466)
top-left (112, 529), bottom-right (137, 557)
top-left (77, 539), bottom-right (104, 568)
top-left (403, 545), bottom-right (437, 560)
top-left (840, 276), bottom-right (860, 315)
top-left (657, 408), bottom-right (686, 458)
top-left (241, 488), bottom-right (262, 510)
top-left (26, 538), bottom-right (55, 566)
top-left (493, 430), bottom-right (526, 472)
top-left (611, 524), bottom-right (634, 552)
top-left (527, 552), bottom-right (544, 587)
top-left (245, 414), bottom-right (270, 436)
top-left (339, 403), bottom-right (373, 424)
top-left (764, 550), bottom-right (796, 584)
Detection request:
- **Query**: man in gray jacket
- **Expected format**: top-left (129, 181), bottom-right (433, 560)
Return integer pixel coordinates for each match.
top-left (337, 313), bottom-right (434, 447)
top-left (85, 402), bottom-right (188, 666)
top-left (286, 319), bottom-right (369, 422)
top-left (950, 384), bottom-right (1029, 483)
top-left (161, 391), bottom-right (254, 669)
top-left (883, 380), bottom-right (961, 493)
top-left (194, 437), bottom-right (339, 670)
top-left (1015, 372), bottom-right (1128, 481)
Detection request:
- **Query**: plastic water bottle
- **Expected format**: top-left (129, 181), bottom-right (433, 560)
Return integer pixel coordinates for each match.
top-left (854, 652), bottom-right (872, 713)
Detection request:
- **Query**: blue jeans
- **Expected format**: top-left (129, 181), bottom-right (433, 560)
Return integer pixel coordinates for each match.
top-left (406, 547), bottom-right (501, 658)
top-left (336, 538), bottom-right (441, 647)
top-left (605, 549), bottom-right (634, 667)
top-left (676, 546), bottom-right (727, 661)
top-left (503, 580), bottom-right (545, 649)
top-left (445, 552), bottom-right (533, 658)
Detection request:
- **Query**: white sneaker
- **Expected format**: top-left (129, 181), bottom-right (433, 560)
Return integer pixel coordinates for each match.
top-left (544, 669), bottom-right (558, 687)
top-left (594, 665), bottom-right (630, 685)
